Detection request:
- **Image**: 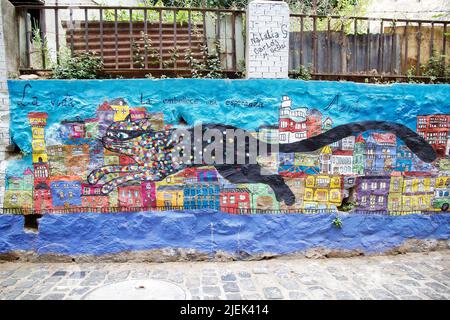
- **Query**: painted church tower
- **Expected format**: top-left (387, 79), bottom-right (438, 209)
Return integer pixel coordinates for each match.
top-left (353, 134), bottom-right (366, 175)
top-left (27, 112), bottom-right (52, 212)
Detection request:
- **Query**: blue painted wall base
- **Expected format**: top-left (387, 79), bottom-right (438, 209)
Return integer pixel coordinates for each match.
top-left (1, 211), bottom-right (449, 256)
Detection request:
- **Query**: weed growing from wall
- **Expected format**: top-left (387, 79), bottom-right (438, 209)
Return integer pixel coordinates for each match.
top-left (52, 51), bottom-right (105, 79)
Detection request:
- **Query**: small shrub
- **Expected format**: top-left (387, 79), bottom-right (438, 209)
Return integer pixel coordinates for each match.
top-left (332, 216), bottom-right (343, 228)
top-left (52, 51), bottom-right (104, 79)
top-left (291, 65), bottom-right (312, 81)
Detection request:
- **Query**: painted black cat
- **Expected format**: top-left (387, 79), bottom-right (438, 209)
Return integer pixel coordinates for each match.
top-left (88, 118), bottom-right (436, 206)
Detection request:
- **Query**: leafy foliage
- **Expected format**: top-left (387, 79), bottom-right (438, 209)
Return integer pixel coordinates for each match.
top-left (407, 53), bottom-right (450, 84)
top-left (52, 51), bottom-right (104, 79)
top-left (332, 216), bottom-right (343, 228)
top-left (132, 32), bottom-right (160, 69)
top-left (185, 41), bottom-right (224, 79)
top-left (290, 65), bottom-right (312, 81)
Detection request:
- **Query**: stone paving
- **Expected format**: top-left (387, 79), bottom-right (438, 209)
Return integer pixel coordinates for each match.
top-left (0, 251), bottom-right (449, 300)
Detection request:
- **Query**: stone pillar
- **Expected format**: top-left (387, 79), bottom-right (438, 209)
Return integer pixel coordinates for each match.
top-left (0, 2), bottom-right (11, 210)
top-left (246, 0), bottom-right (290, 79)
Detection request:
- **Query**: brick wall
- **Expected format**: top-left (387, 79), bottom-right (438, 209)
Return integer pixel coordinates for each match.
top-left (246, 0), bottom-right (290, 79)
top-left (0, 5), bottom-right (10, 210)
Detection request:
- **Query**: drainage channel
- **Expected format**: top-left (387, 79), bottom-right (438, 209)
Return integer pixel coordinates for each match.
top-left (82, 279), bottom-right (189, 300)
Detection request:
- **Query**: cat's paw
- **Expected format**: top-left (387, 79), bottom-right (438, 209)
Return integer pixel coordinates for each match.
top-left (87, 169), bottom-right (104, 185)
top-left (278, 189), bottom-right (296, 206)
top-left (101, 183), bottom-right (114, 195)
top-left (282, 193), bottom-right (296, 206)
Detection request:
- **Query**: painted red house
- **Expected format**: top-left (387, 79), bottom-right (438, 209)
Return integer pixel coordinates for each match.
top-left (306, 108), bottom-right (323, 138)
top-left (278, 96), bottom-right (308, 143)
top-left (141, 181), bottom-right (156, 208)
top-left (220, 188), bottom-right (251, 214)
top-left (81, 183), bottom-right (109, 208)
top-left (33, 181), bottom-right (52, 212)
top-left (417, 114), bottom-right (449, 158)
top-left (118, 184), bottom-right (143, 209)
top-left (129, 107), bottom-right (148, 121)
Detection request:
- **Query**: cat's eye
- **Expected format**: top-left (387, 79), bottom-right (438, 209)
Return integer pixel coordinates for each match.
top-left (117, 132), bottom-right (129, 139)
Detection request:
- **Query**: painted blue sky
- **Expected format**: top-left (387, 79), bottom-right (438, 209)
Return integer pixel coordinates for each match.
top-left (6, 78), bottom-right (449, 170)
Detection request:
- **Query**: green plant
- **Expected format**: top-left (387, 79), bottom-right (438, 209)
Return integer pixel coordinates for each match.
top-left (186, 41), bottom-right (224, 79)
top-left (332, 216), bottom-right (343, 228)
top-left (291, 64), bottom-right (312, 80)
top-left (407, 53), bottom-right (450, 84)
top-left (31, 21), bottom-right (51, 68)
top-left (52, 51), bottom-right (104, 79)
top-left (420, 53), bottom-right (450, 83)
top-left (132, 31), bottom-right (160, 69)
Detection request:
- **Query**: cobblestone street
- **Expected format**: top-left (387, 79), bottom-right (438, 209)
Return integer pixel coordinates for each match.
top-left (0, 251), bottom-right (449, 300)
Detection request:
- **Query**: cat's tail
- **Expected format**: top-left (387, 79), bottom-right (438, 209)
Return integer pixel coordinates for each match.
top-left (277, 121), bottom-right (437, 163)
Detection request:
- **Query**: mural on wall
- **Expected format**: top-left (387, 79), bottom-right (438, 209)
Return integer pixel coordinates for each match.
top-left (4, 80), bottom-right (450, 215)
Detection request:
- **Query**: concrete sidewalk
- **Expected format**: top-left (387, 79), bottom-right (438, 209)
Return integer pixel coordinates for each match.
top-left (0, 251), bottom-right (449, 300)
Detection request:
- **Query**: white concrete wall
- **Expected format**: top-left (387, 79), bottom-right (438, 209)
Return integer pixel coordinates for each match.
top-left (365, 0), bottom-right (450, 20)
top-left (0, 1), bottom-right (11, 210)
top-left (245, 0), bottom-right (289, 79)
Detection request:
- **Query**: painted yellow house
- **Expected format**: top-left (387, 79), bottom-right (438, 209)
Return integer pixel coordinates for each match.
top-left (155, 183), bottom-right (184, 207)
top-left (303, 175), bottom-right (342, 209)
top-left (111, 104), bottom-right (130, 121)
top-left (28, 112), bottom-right (49, 164)
top-left (387, 172), bottom-right (403, 211)
top-left (401, 173), bottom-right (435, 212)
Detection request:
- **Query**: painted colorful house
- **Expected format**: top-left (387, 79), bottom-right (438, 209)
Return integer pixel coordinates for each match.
top-left (303, 175), bottom-right (342, 209)
top-left (97, 101), bottom-right (115, 136)
top-left (141, 181), bottom-right (156, 208)
top-left (388, 171), bottom-right (403, 211)
top-left (417, 114), bottom-right (449, 158)
top-left (220, 188), bottom-right (251, 213)
top-left (110, 98), bottom-right (130, 121)
top-left (155, 184), bottom-right (184, 207)
top-left (278, 96), bottom-right (308, 143)
top-left (245, 184), bottom-right (280, 211)
top-left (47, 145), bottom-right (67, 176)
top-left (433, 175), bottom-right (449, 211)
top-left (118, 183), bottom-right (143, 208)
top-left (65, 144), bottom-right (90, 177)
top-left (401, 172), bottom-right (435, 212)
top-left (61, 117), bottom-right (86, 140)
top-left (28, 112), bottom-right (48, 164)
top-left (353, 134), bottom-right (366, 175)
top-left (365, 132), bottom-right (397, 175)
top-left (319, 146), bottom-right (332, 174)
top-left (331, 150), bottom-right (353, 175)
top-left (129, 107), bottom-right (148, 121)
top-left (395, 145), bottom-right (413, 172)
top-left (81, 183), bottom-right (109, 208)
top-left (183, 184), bottom-right (220, 209)
top-left (355, 176), bottom-right (390, 211)
top-left (3, 169), bottom-right (34, 210)
top-left (33, 182), bottom-right (52, 212)
top-left (50, 176), bottom-right (82, 209)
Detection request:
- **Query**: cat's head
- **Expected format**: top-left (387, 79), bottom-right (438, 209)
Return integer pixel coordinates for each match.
top-left (102, 116), bottom-right (156, 154)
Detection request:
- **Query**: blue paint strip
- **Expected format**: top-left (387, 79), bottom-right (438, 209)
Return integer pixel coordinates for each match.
top-left (1, 212), bottom-right (449, 255)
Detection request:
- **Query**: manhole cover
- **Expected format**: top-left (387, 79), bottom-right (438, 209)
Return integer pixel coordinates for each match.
top-left (82, 279), bottom-right (188, 300)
